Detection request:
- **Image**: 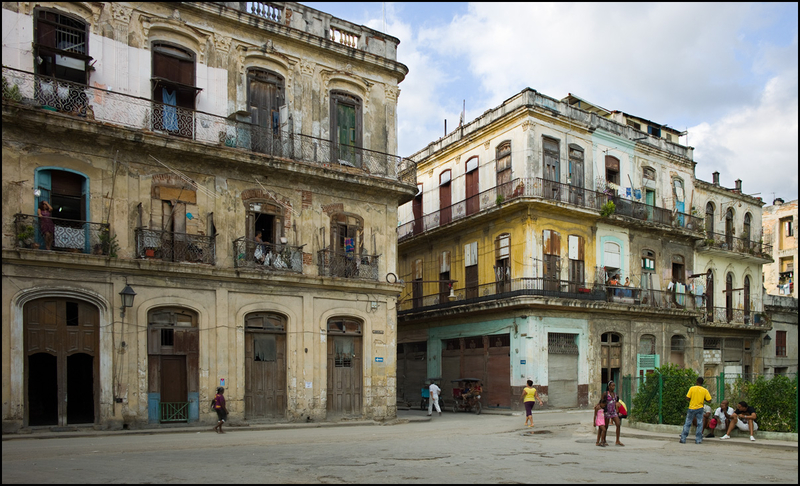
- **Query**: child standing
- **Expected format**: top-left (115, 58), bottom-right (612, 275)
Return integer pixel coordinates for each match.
top-left (594, 396), bottom-right (608, 447)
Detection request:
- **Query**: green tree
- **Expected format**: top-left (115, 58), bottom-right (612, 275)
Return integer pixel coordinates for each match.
top-left (631, 364), bottom-right (699, 425)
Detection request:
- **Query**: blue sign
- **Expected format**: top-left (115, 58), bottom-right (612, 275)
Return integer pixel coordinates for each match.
top-left (520, 360), bottom-right (526, 365)
top-left (375, 357), bottom-right (384, 363)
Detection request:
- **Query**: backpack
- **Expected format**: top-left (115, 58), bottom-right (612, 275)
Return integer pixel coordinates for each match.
top-left (617, 399), bottom-right (628, 419)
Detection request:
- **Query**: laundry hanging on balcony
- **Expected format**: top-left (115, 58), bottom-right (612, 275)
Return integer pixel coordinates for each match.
top-left (162, 87), bottom-right (178, 131)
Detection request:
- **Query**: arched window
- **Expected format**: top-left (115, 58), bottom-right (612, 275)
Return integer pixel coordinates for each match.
top-left (34, 8), bottom-right (90, 84)
top-left (639, 334), bottom-right (656, 355)
top-left (743, 213), bottom-right (752, 248)
top-left (744, 275), bottom-right (751, 323)
top-left (725, 208), bottom-right (734, 247)
top-left (605, 155), bottom-right (620, 186)
top-left (543, 230), bottom-right (561, 291)
top-left (496, 142), bottom-right (512, 189)
top-left (725, 273), bottom-right (734, 322)
top-left (641, 249), bottom-right (656, 296)
top-left (601, 332), bottom-right (622, 388)
top-left (152, 42), bottom-right (199, 138)
top-left (330, 91), bottom-right (362, 166)
top-left (465, 156), bottom-right (480, 215)
top-left (705, 202), bottom-right (715, 237)
top-left (603, 241), bottom-right (621, 282)
top-left (247, 68), bottom-right (285, 148)
top-left (439, 169), bottom-right (452, 225)
top-left (568, 144), bottom-right (585, 205)
top-left (706, 270), bottom-right (715, 321)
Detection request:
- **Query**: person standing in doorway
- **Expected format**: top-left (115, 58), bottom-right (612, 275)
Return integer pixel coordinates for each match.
top-left (521, 379), bottom-right (543, 427)
top-left (680, 376), bottom-right (712, 444)
top-left (213, 387), bottom-right (228, 433)
top-left (38, 200), bottom-right (54, 250)
top-left (427, 380), bottom-right (442, 416)
top-left (603, 381), bottom-right (624, 446)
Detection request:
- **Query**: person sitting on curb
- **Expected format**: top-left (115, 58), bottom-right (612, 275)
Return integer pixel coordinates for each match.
top-left (720, 400), bottom-right (758, 441)
top-left (707, 400), bottom-right (735, 438)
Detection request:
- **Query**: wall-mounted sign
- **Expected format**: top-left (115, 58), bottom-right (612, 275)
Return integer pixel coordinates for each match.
top-left (520, 360), bottom-right (526, 365)
top-left (220, 378), bottom-right (225, 387)
top-left (375, 357), bottom-right (384, 363)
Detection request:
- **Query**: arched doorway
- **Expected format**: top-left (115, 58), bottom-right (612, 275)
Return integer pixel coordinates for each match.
top-left (744, 276), bottom-right (751, 324)
top-left (24, 297), bottom-right (99, 426)
top-left (244, 312), bottom-right (287, 419)
top-left (725, 273), bottom-right (734, 322)
top-left (147, 307), bottom-right (199, 423)
top-left (600, 332), bottom-right (622, 391)
top-left (326, 317), bottom-right (362, 416)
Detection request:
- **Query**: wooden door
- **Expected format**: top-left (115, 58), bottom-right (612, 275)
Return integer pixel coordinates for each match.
top-left (439, 182), bottom-right (451, 225)
top-left (465, 264), bottom-right (479, 299)
top-left (486, 335), bottom-right (511, 408)
top-left (25, 298), bottom-right (98, 426)
top-left (543, 138), bottom-right (560, 200)
top-left (327, 335), bottom-right (362, 416)
top-left (248, 70), bottom-right (282, 154)
top-left (412, 192), bottom-right (423, 235)
top-left (160, 356), bottom-right (186, 404)
top-left (245, 332), bottom-right (286, 419)
top-left (465, 167), bottom-right (479, 215)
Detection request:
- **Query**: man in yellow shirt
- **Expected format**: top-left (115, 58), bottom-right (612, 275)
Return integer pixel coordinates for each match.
top-left (680, 376), bottom-right (712, 444)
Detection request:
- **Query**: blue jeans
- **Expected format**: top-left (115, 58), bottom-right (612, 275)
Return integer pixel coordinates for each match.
top-left (681, 407), bottom-right (705, 443)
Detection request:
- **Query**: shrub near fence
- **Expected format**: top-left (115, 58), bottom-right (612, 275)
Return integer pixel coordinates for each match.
top-left (629, 365), bottom-right (798, 433)
top-left (725, 374), bottom-right (798, 433)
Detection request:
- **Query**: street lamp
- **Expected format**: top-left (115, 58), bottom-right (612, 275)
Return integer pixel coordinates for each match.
top-left (119, 281), bottom-right (136, 318)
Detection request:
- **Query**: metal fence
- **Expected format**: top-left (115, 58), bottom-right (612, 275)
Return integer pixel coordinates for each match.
top-left (622, 372), bottom-right (798, 433)
top-left (316, 249), bottom-right (380, 280)
top-left (704, 306), bottom-right (763, 326)
top-left (159, 401), bottom-right (189, 423)
top-left (398, 176), bottom-right (701, 241)
top-left (14, 213), bottom-right (111, 255)
top-left (399, 278), bottom-right (707, 312)
top-left (2, 66), bottom-right (416, 186)
top-left (135, 227), bottom-right (216, 264)
top-left (701, 231), bottom-right (772, 258)
top-left (232, 237), bottom-right (303, 273)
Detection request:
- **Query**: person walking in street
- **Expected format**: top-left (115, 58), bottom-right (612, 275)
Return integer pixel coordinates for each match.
top-left (212, 387), bottom-right (228, 433)
top-left (680, 376), bottom-right (712, 444)
top-left (594, 396), bottom-right (609, 447)
top-left (427, 380), bottom-right (442, 416)
top-left (603, 380), bottom-right (624, 446)
top-left (521, 379), bottom-right (543, 427)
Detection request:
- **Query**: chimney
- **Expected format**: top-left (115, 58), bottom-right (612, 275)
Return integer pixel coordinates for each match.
top-left (734, 179), bottom-right (742, 192)
top-left (712, 171), bottom-right (720, 185)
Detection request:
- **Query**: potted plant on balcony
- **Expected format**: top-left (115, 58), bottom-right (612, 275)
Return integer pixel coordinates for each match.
top-left (16, 224), bottom-right (37, 249)
top-left (600, 200), bottom-right (616, 217)
top-left (97, 228), bottom-right (119, 258)
top-left (496, 194), bottom-right (505, 206)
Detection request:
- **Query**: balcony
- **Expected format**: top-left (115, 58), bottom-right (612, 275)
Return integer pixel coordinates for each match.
top-left (399, 278), bottom-right (707, 314)
top-left (233, 237), bottom-right (303, 273)
top-left (135, 227), bottom-right (215, 264)
top-left (398, 177), bottom-right (701, 242)
top-left (699, 231), bottom-right (772, 259)
top-left (702, 306), bottom-right (765, 328)
top-left (605, 285), bottom-right (705, 311)
top-left (13, 213), bottom-right (111, 255)
top-left (2, 67), bottom-right (416, 186)
top-left (317, 249), bottom-right (379, 280)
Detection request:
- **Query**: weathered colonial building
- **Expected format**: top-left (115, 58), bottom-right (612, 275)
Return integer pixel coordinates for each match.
top-left (762, 198), bottom-right (797, 298)
top-left (394, 89), bottom-right (773, 411)
top-left (2, 1), bottom-right (414, 432)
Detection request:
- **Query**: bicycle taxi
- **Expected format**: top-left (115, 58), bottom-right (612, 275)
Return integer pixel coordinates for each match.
top-left (450, 378), bottom-right (482, 414)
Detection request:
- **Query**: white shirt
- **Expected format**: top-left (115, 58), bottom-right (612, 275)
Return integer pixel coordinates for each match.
top-left (713, 406), bottom-right (735, 428)
top-left (429, 383), bottom-right (441, 400)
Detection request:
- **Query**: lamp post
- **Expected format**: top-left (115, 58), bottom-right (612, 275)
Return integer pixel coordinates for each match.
top-left (119, 281), bottom-right (136, 318)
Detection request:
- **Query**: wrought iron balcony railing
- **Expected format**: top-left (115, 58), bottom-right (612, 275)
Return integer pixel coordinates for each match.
top-left (2, 66), bottom-right (416, 186)
top-left (700, 231), bottom-right (772, 258)
top-left (13, 213), bottom-right (111, 255)
top-left (317, 249), bottom-right (379, 280)
top-left (400, 278), bottom-right (707, 313)
top-left (703, 306), bottom-right (763, 326)
top-left (398, 177), bottom-right (701, 242)
top-left (135, 227), bottom-right (215, 264)
top-left (233, 237), bottom-right (303, 273)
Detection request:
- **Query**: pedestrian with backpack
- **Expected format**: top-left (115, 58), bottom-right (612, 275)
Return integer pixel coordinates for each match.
top-left (211, 387), bottom-right (228, 433)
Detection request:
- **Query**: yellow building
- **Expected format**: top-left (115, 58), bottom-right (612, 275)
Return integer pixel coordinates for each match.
top-left (396, 89), bottom-right (771, 410)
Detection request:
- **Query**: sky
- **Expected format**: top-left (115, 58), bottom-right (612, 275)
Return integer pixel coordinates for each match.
top-left (304, 2), bottom-right (798, 202)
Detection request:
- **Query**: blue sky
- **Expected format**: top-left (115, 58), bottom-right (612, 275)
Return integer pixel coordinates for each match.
top-left (305, 2), bottom-right (798, 202)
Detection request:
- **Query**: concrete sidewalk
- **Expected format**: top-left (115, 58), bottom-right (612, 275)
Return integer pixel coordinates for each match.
top-left (619, 421), bottom-right (798, 451)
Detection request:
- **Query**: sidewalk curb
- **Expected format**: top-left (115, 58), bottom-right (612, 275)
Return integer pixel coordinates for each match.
top-left (621, 431), bottom-right (799, 451)
top-left (2, 415), bottom-right (433, 441)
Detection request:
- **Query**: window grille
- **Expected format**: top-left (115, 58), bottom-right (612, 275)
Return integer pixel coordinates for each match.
top-left (548, 333), bottom-right (579, 355)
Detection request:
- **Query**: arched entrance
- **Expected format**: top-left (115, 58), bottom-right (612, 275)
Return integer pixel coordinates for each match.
top-left (24, 297), bottom-right (99, 426)
top-left (326, 317), bottom-right (362, 416)
top-left (600, 332), bottom-right (622, 391)
top-left (147, 307), bottom-right (199, 423)
top-left (244, 312), bottom-right (287, 419)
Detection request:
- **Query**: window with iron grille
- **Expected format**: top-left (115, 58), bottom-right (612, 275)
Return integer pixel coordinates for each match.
top-left (34, 8), bottom-right (89, 84)
top-left (639, 334), bottom-right (656, 355)
top-left (703, 338), bottom-right (721, 350)
top-left (776, 331), bottom-right (787, 357)
top-left (548, 333), bottom-right (579, 355)
top-left (671, 335), bottom-right (686, 352)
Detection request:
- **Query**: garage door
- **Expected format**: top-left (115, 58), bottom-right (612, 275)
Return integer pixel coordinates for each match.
top-left (547, 333), bottom-right (579, 408)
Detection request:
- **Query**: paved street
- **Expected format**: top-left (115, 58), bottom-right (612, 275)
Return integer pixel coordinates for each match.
top-left (2, 409), bottom-right (797, 483)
